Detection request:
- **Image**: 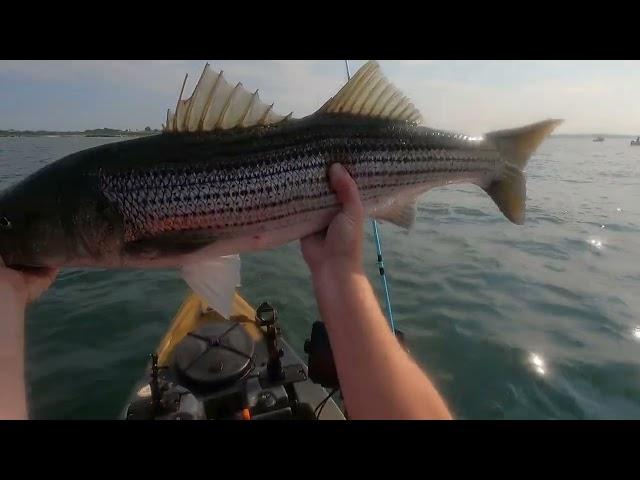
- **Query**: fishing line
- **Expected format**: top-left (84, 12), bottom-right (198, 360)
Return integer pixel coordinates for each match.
top-left (343, 60), bottom-right (396, 334)
top-left (314, 387), bottom-right (338, 419)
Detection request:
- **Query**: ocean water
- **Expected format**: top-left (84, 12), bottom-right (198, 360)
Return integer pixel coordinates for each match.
top-left (0, 135), bottom-right (639, 419)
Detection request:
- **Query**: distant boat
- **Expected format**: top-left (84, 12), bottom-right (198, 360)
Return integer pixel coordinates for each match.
top-left (631, 136), bottom-right (640, 146)
top-left (593, 136), bottom-right (605, 142)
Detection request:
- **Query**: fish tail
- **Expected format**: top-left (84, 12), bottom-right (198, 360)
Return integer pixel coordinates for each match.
top-left (483, 119), bottom-right (563, 224)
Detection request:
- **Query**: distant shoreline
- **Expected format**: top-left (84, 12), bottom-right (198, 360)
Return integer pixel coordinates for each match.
top-left (0, 128), bottom-right (160, 138)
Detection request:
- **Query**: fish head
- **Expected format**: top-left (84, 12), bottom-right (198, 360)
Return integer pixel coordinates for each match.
top-left (0, 177), bottom-right (68, 266)
top-left (0, 165), bottom-right (125, 267)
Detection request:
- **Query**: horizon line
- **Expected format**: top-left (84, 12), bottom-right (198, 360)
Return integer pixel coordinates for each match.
top-left (1, 128), bottom-right (638, 138)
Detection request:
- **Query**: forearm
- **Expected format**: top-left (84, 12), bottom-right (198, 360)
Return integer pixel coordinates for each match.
top-left (312, 266), bottom-right (451, 420)
top-left (0, 286), bottom-right (28, 420)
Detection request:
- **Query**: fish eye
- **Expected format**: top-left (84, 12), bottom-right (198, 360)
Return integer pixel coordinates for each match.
top-left (0, 216), bottom-right (11, 230)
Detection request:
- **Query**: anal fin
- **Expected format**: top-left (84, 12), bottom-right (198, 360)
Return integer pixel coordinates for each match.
top-left (373, 199), bottom-right (417, 229)
top-left (181, 254), bottom-right (241, 318)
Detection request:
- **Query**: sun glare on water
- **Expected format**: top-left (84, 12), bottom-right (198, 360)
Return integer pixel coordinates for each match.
top-left (529, 352), bottom-right (546, 376)
top-left (587, 238), bottom-right (603, 250)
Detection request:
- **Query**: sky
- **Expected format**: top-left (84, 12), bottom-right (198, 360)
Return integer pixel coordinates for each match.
top-left (1, 60), bottom-right (639, 135)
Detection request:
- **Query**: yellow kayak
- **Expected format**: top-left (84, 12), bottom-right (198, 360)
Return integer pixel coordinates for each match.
top-left (124, 291), bottom-right (345, 420)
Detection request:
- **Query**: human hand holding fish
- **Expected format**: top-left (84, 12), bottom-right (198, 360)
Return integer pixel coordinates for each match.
top-left (0, 260), bottom-right (57, 420)
top-left (301, 163), bottom-right (365, 279)
top-left (0, 259), bottom-right (58, 308)
top-left (301, 164), bottom-right (452, 418)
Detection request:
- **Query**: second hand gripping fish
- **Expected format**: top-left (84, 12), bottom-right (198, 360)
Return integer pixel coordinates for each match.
top-left (0, 61), bottom-right (561, 315)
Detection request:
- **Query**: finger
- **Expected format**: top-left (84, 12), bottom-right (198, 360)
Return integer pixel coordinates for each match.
top-left (329, 163), bottom-right (364, 223)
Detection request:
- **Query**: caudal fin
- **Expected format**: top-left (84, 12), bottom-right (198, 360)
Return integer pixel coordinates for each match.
top-left (483, 119), bottom-right (563, 224)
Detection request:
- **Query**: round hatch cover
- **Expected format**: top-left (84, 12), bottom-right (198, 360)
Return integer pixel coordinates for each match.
top-left (173, 321), bottom-right (255, 389)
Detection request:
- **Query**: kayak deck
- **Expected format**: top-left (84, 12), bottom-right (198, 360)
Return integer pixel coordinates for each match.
top-left (156, 293), bottom-right (263, 367)
top-left (125, 291), bottom-right (345, 420)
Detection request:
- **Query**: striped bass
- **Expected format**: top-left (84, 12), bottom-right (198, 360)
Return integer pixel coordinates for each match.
top-left (0, 61), bottom-right (561, 314)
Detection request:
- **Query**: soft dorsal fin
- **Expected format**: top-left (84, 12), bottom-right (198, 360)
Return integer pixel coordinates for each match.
top-left (317, 60), bottom-right (423, 124)
top-left (164, 63), bottom-right (293, 133)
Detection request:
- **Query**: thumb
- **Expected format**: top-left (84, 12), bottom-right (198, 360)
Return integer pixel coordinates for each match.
top-left (329, 163), bottom-right (364, 225)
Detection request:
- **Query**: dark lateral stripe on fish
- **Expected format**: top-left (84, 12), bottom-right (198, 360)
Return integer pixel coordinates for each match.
top-left (103, 162), bottom-right (495, 242)
top-left (98, 146), bottom-right (498, 196)
top-left (100, 160), bottom-right (494, 197)
top-left (100, 158), bottom-right (494, 200)
top-left (100, 153), bottom-right (499, 240)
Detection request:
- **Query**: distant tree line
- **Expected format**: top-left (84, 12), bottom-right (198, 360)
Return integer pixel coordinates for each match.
top-left (0, 127), bottom-right (161, 137)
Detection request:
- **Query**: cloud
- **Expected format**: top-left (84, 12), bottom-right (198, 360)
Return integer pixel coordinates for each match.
top-left (388, 63), bottom-right (640, 135)
top-left (0, 60), bottom-right (196, 95)
top-left (0, 60), bottom-right (350, 130)
top-left (198, 60), bottom-right (343, 116)
top-left (1, 60), bottom-right (639, 134)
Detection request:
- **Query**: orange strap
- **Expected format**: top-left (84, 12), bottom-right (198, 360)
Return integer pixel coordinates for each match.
top-left (241, 408), bottom-right (251, 420)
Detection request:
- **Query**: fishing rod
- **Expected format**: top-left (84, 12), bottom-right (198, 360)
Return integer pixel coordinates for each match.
top-left (343, 60), bottom-right (396, 334)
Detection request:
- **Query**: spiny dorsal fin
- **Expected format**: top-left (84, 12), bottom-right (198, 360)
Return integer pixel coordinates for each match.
top-left (317, 60), bottom-right (423, 124)
top-left (164, 63), bottom-right (293, 133)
